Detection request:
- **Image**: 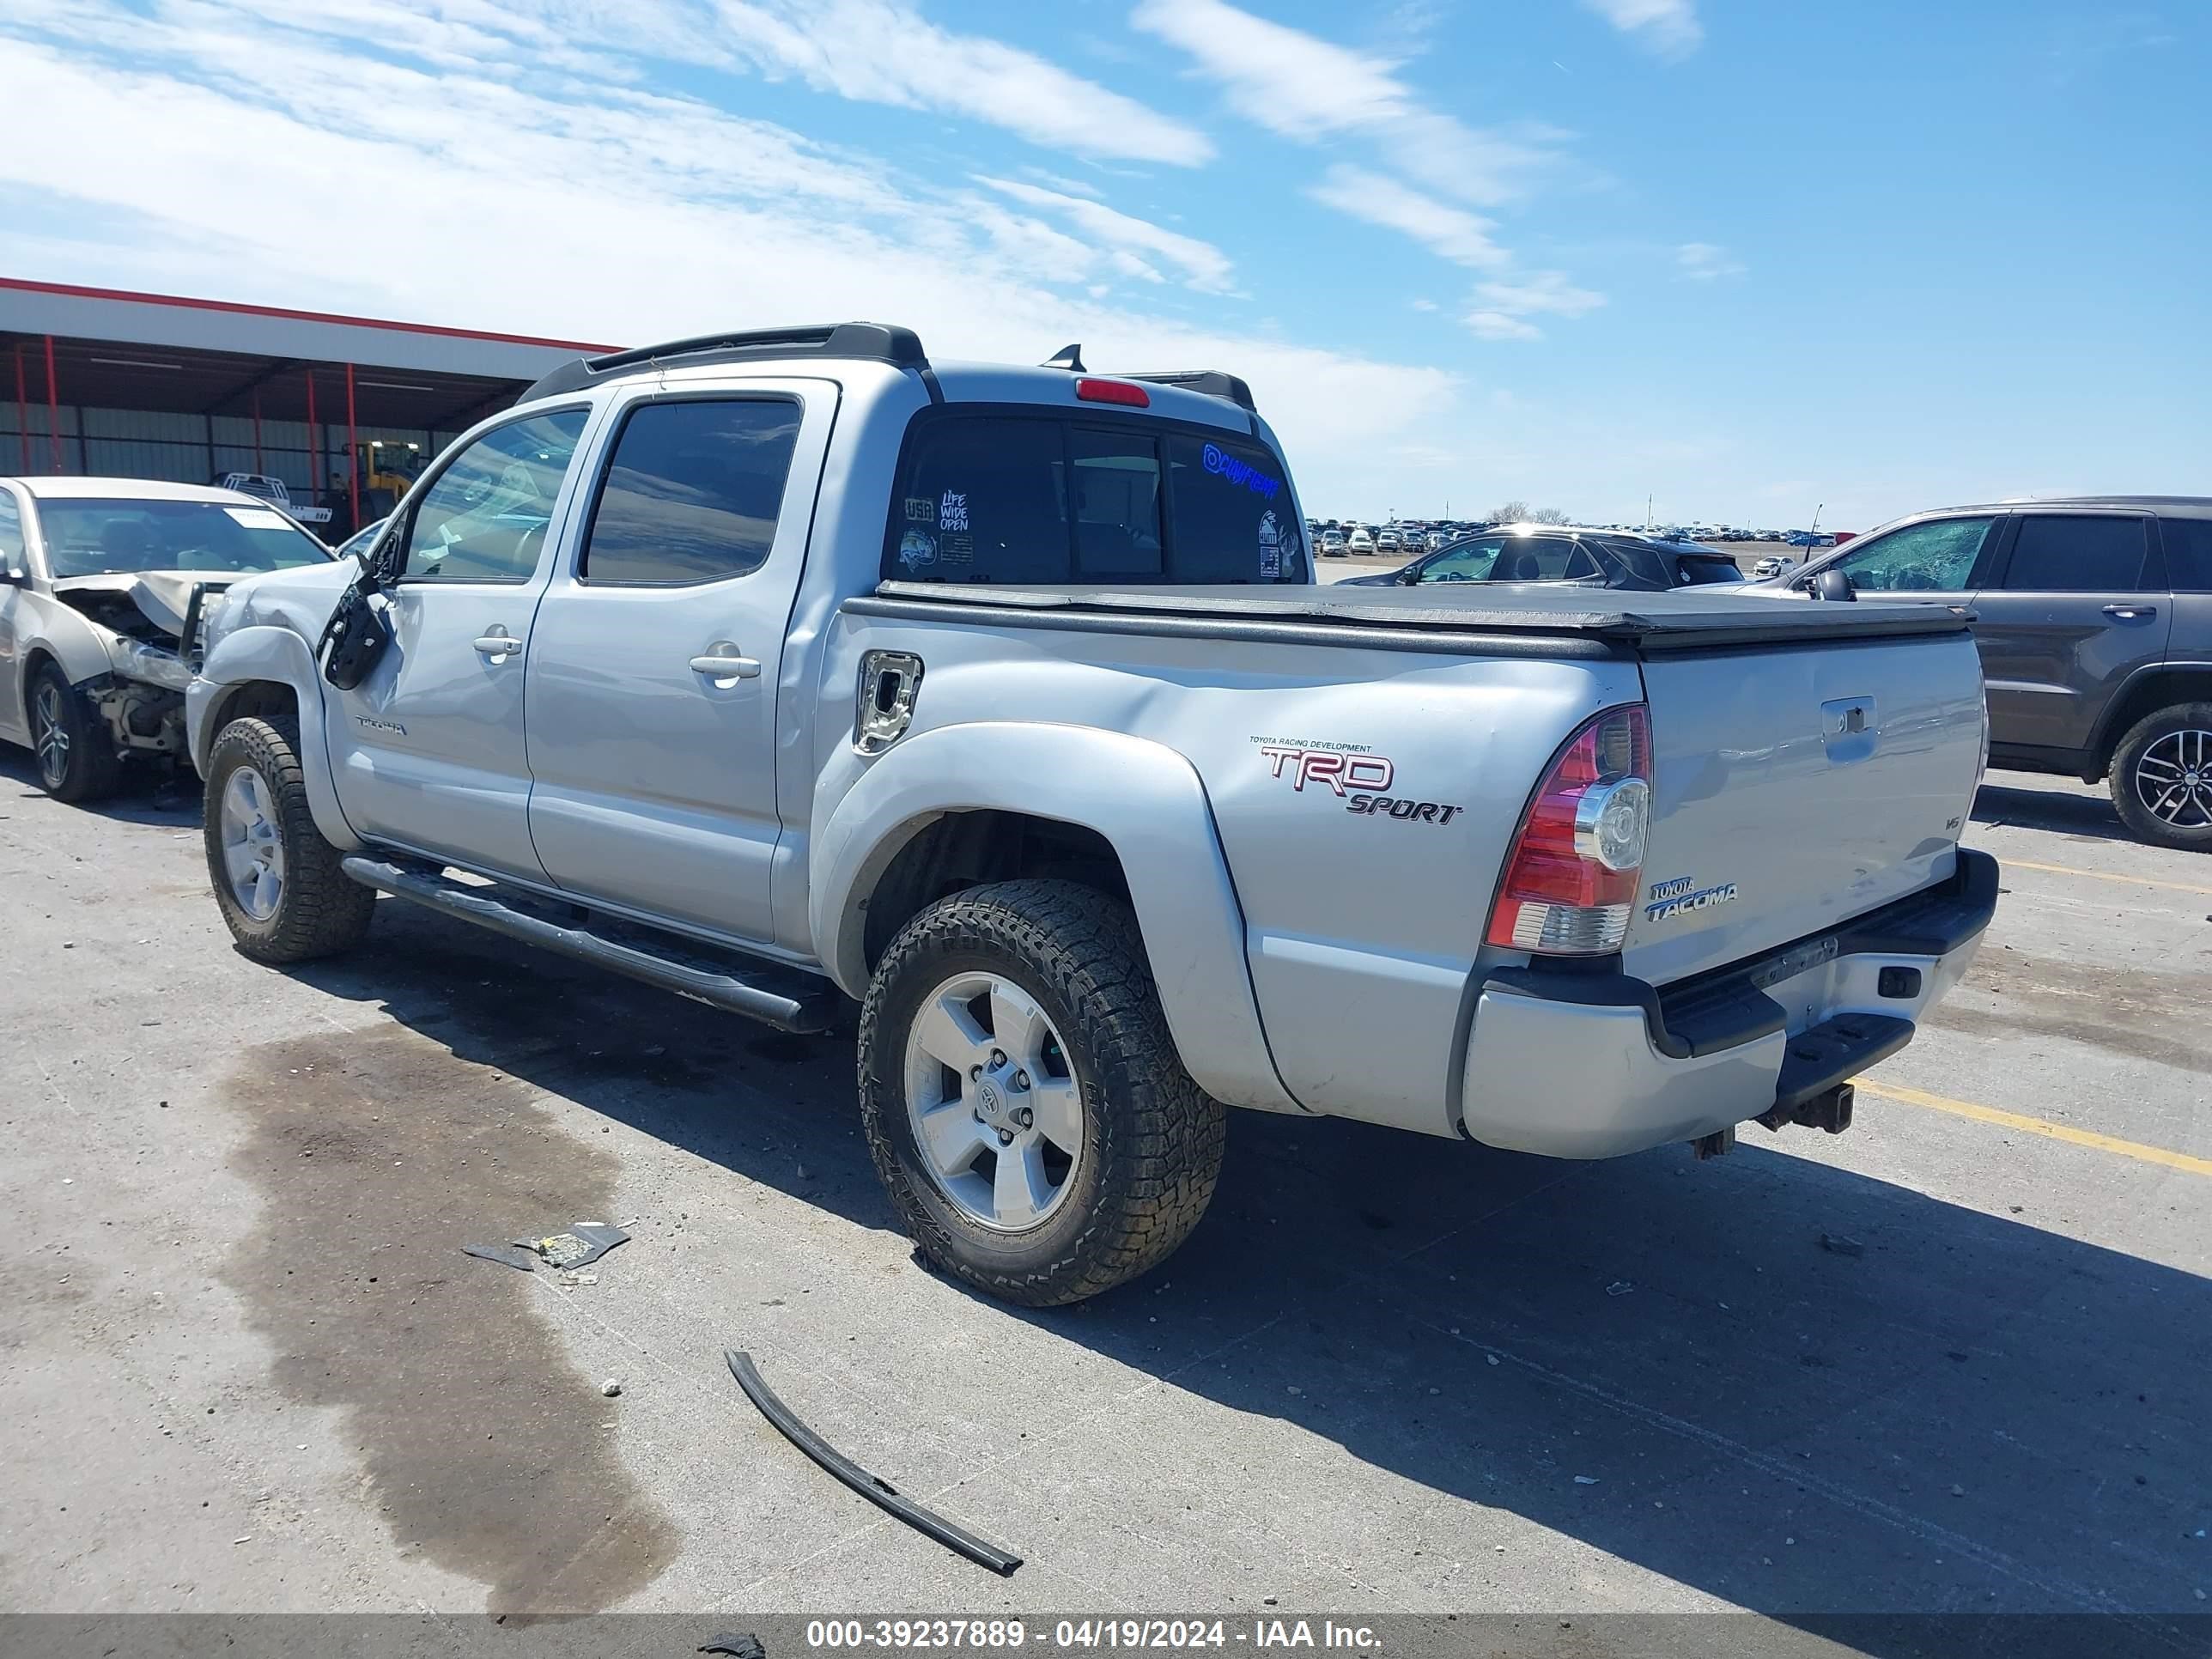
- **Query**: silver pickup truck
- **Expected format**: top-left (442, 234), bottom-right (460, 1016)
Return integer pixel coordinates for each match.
top-left (186, 323), bottom-right (1997, 1306)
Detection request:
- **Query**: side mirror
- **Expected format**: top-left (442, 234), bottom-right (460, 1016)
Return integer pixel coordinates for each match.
top-left (1811, 566), bottom-right (1856, 603)
top-left (1398, 566), bottom-right (1422, 585)
top-left (0, 563), bottom-right (28, 586)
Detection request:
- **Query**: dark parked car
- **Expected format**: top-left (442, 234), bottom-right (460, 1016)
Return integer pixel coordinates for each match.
top-left (1336, 525), bottom-right (1745, 592)
top-left (1770, 496), bottom-right (2212, 850)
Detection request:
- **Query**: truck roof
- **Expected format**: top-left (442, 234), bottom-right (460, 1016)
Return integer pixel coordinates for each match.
top-left (866, 579), bottom-right (1975, 653)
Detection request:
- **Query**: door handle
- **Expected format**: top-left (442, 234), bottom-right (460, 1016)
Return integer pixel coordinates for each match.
top-left (2102, 605), bottom-right (2157, 620)
top-left (690, 645), bottom-right (762, 683)
top-left (472, 628), bottom-right (520, 659)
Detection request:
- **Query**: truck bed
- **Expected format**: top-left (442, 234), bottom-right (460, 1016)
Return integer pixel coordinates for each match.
top-left (866, 579), bottom-right (1972, 652)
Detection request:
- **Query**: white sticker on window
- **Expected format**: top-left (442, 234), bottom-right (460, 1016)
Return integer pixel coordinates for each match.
top-left (224, 507), bottom-right (289, 530)
top-left (939, 490), bottom-right (969, 532)
top-left (1258, 509), bottom-right (1284, 579)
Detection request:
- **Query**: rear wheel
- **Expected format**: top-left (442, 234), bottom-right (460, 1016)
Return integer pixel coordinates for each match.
top-left (28, 662), bottom-right (124, 804)
top-left (2108, 703), bottom-right (2212, 852)
top-left (858, 878), bottom-right (1225, 1306)
top-left (204, 716), bottom-right (376, 962)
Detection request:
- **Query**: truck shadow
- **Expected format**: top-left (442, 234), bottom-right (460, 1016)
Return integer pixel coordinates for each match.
top-left (285, 900), bottom-right (2208, 1640)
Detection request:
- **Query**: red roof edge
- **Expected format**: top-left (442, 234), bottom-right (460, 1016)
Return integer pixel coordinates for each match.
top-left (0, 276), bottom-right (619, 355)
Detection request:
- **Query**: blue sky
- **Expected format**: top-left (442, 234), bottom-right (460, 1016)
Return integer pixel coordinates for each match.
top-left (1, 0), bottom-right (2206, 528)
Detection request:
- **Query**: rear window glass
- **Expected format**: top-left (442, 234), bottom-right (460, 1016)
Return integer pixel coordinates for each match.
top-left (2160, 517), bottom-right (2212, 592)
top-left (2002, 515), bottom-right (2149, 592)
top-left (884, 414), bottom-right (1305, 584)
top-left (581, 398), bottom-right (800, 584)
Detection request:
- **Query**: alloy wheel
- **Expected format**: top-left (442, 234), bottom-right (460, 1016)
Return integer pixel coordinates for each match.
top-left (219, 764), bottom-right (288, 921)
top-left (2135, 728), bottom-right (2212, 830)
top-left (902, 970), bottom-right (1085, 1231)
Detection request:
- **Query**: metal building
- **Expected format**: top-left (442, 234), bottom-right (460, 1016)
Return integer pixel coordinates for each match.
top-left (0, 277), bottom-right (613, 540)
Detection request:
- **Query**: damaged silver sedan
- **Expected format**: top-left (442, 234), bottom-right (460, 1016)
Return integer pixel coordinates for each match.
top-left (0, 477), bottom-right (332, 801)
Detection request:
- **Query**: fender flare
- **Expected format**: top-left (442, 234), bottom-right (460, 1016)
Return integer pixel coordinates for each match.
top-left (15, 602), bottom-right (114, 706)
top-left (811, 721), bottom-right (1304, 1115)
top-left (188, 623), bottom-right (360, 850)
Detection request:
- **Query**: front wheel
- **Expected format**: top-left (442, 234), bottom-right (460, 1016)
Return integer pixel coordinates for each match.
top-left (28, 662), bottom-right (124, 804)
top-left (204, 716), bottom-right (376, 962)
top-left (858, 879), bottom-right (1225, 1306)
top-left (2108, 703), bottom-right (2212, 852)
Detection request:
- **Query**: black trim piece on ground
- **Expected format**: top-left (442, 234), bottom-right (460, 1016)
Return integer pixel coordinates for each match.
top-left (724, 1350), bottom-right (1023, 1577)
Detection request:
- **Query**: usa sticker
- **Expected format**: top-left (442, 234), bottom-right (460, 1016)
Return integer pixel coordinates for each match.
top-left (939, 490), bottom-right (969, 532)
top-left (904, 496), bottom-right (935, 523)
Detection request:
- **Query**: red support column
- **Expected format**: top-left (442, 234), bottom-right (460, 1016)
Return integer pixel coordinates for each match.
top-left (345, 362), bottom-right (359, 531)
top-left (304, 368), bottom-right (319, 509)
top-left (43, 335), bottom-right (63, 474)
top-left (13, 348), bottom-right (27, 474)
top-left (252, 388), bottom-right (264, 475)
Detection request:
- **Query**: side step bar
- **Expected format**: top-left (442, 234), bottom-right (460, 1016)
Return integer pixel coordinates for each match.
top-left (340, 856), bottom-right (843, 1034)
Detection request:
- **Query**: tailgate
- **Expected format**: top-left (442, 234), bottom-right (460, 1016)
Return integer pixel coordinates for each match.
top-left (1624, 628), bottom-right (1985, 988)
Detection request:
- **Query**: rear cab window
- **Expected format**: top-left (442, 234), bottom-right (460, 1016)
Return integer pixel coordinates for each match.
top-left (884, 407), bottom-right (1307, 585)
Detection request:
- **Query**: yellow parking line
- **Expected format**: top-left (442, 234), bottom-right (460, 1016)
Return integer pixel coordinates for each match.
top-left (1858, 1079), bottom-right (2212, 1177)
top-left (1997, 857), bottom-right (2212, 898)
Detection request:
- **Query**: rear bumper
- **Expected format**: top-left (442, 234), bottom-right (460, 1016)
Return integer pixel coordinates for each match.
top-left (1459, 848), bottom-right (1998, 1158)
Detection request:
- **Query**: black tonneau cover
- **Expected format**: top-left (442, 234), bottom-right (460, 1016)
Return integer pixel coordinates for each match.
top-left (867, 580), bottom-right (1973, 653)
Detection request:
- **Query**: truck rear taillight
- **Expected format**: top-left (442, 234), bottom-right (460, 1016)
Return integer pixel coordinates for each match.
top-left (1485, 704), bottom-right (1652, 956)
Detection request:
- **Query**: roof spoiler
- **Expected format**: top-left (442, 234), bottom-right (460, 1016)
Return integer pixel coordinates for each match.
top-left (520, 322), bottom-right (928, 402)
top-left (1116, 369), bottom-right (1257, 413)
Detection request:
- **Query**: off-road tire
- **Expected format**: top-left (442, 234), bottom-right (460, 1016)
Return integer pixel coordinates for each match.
top-left (858, 879), bottom-right (1226, 1306)
top-left (29, 661), bottom-right (125, 804)
top-left (204, 715), bottom-right (376, 963)
top-left (2107, 702), bottom-right (2212, 852)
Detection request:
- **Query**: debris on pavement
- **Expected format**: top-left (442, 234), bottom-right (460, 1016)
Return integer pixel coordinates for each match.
top-left (517, 1221), bottom-right (630, 1269)
top-left (724, 1348), bottom-right (1023, 1577)
top-left (700, 1635), bottom-right (768, 1659)
top-left (460, 1243), bottom-right (541, 1273)
top-left (1820, 1232), bottom-right (1867, 1258)
top-left (463, 1221), bottom-right (632, 1275)
top-left (600, 1378), bottom-right (623, 1398)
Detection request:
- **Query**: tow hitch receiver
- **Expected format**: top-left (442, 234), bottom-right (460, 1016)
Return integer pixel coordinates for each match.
top-left (1758, 1082), bottom-right (1855, 1136)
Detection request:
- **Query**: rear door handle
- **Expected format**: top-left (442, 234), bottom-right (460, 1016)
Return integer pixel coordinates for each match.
top-left (2102, 604), bottom-right (2157, 620)
top-left (690, 645), bottom-right (762, 683)
top-left (472, 628), bottom-right (520, 659)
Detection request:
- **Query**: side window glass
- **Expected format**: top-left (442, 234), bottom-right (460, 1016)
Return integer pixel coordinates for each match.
top-left (2162, 518), bottom-right (2212, 592)
top-left (1834, 516), bottom-right (1995, 592)
top-left (2002, 516), bottom-right (2149, 592)
top-left (1069, 428), bottom-right (1164, 579)
top-left (0, 495), bottom-right (24, 577)
top-left (581, 399), bottom-right (800, 584)
top-left (1418, 538), bottom-right (1502, 582)
top-left (887, 418), bottom-right (1067, 584)
top-left (402, 409), bottom-right (588, 583)
top-left (1164, 434), bottom-right (1304, 583)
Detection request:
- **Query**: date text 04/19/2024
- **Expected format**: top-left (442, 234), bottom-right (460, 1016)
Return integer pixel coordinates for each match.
top-left (802, 1620), bottom-right (1382, 1651)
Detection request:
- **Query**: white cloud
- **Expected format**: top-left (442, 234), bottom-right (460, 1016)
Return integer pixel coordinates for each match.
top-left (1130, 0), bottom-right (1564, 208)
top-left (978, 178), bottom-right (1238, 295)
top-left (1676, 241), bottom-right (1746, 280)
top-left (1464, 272), bottom-right (1606, 341)
top-left (1579, 0), bottom-right (1702, 58)
top-left (711, 0), bottom-right (1212, 165)
top-left (1305, 167), bottom-right (1508, 270)
top-left (0, 1), bottom-right (1455, 505)
top-left (1466, 312), bottom-right (1544, 342)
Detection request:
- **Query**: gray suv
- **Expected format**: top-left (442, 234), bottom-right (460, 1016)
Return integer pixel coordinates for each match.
top-left (1779, 496), bottom-right (2212, 849)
